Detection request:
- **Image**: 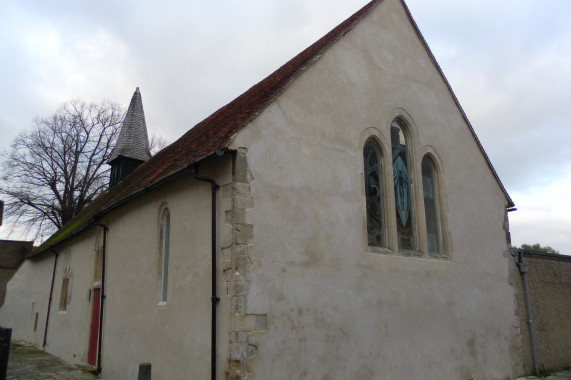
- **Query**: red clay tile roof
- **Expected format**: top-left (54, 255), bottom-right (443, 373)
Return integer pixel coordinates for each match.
top-left (32, 0), bottom-right (382, 255)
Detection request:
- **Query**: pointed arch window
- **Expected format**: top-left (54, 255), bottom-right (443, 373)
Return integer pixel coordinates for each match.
top-left (391, 120), bottom-right (416, 250)
top-left (422, 155), bottom-right (442, 254)
top-left (159, 208), bottom-right (170, 302)
top-left (364, 139), bottom-right (386, 247)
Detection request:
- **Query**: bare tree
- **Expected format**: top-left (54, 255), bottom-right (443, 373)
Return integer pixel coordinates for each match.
top-left (149, 133), bottom-right (169, 155)
top-left (0, 99), bottom-right (125, 240)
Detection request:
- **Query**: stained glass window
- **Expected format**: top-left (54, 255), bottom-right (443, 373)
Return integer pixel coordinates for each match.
top-left (422, 156), bottom-right (441, 254)
top-left (391, 121), bottom-right (416, 250)
top-left (364, 140), bottom-right (386, 247)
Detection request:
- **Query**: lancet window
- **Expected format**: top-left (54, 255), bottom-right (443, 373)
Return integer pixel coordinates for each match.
top-left (364, 139), bottom-right (386, 247)
top-left (391, 120), bottom-right (416, 250)
top-left (422, 155), bottom-right (442, 254)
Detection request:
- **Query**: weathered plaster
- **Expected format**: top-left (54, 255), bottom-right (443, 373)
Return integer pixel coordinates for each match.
top-left (1, 156), bottom-right (235, 379)
top-left (95, 156), bottom-right (233, 379)
top-left (0, 232), bottom-right (98, 364)
top-left (229, 0), bottom-right (519, 378)
top-left (0, 0), bottom-right (524, 379)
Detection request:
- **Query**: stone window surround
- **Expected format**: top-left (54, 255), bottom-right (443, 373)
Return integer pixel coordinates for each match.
top-left (222, 148), bottom-right (268, 379)
top-left (360, 110), bottom-right (449, 259)
top-left (59, 247), bottom-right (72, 312)
top-left (158, 205), bottom-right (170, 305)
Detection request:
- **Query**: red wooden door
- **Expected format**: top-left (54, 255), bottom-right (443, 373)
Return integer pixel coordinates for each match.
top-left (87, 288), bottom-right (101, 366)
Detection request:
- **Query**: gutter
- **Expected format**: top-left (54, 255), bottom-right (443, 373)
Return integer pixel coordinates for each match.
top-left (30, 149), bottom-right (227, 377)
top-left (42, 247), bottom-right (59, 348)
top-left (94, 151), bottom-right (224, 378)
top-left (190, 154), bottom-right (223, 380)
top-left (93, 150), bottom-right (228, 221)
top-left (29, 150), bottom-right (230, 260)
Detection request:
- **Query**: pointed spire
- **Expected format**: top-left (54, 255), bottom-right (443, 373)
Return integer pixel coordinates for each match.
top-left (109, 87), bottom-right (151, 163)
top-left (108, 87), bottom-right (152, 186)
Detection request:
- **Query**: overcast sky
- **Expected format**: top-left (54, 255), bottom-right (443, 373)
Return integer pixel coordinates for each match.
top-left (1, 0), bottom-right (570, 253)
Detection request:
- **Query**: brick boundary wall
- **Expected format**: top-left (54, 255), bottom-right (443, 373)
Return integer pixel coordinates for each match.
top-left (511, 249), bottom-right (571, 374)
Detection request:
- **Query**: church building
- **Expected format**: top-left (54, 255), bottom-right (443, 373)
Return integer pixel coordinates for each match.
top-left (0, 1), bottom-right (525, 379)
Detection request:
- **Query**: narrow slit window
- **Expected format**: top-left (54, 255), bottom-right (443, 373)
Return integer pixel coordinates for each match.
top-left (391, 121), bottom-right (416, 250)
top-left (422, 156), bottom-right (442, 254)
top-left (59, 250), bottom-right (71, 311)
top-left (160, 208), bottom-right (170, 302)
top-left (59, 276), bottom-right (70, 311)
top-left (364, 139), bottom-right (386, 247)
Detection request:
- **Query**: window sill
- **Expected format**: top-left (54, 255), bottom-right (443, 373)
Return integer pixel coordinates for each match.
top-left (368, 246), bottom-right (449, 260)
top-left (157, 301), bottom-right (168, 309)
top-left (399, 249), bottom-right (424, 258)
top-left (367, 246), bottom-right (394, 255)
top-left (428, 252), bottom-right (449, 260)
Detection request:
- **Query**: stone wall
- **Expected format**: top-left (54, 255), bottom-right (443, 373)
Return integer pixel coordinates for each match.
top-left (512, 249), bottom-right (571, 373)
top-left (0, 240), bottom-right (33, 269)
top-left (222, 148), bottom-right (267, 379)
top-left (0, 240), bottom-right (33, 307)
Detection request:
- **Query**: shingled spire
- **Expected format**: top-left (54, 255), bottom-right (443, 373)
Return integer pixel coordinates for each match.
top-left (108, 87), bottom-right (151, 186)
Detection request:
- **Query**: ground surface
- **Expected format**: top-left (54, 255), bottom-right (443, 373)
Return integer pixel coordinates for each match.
top-left (6, 341), bottom-right (98, 380)
top-left (3, 340), bottom-right (570, 379)
top-left (514, 372), bottom-right (571, 380)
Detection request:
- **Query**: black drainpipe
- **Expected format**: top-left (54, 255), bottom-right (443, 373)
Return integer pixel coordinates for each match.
top-left (93, 223), bottom-right (108, 375)
top-left (515, 250), bottom-right (540, 375)
top-left (191, 165), bottom-right (220, 380)
top-left (43, 248), bottom-right (59, 348)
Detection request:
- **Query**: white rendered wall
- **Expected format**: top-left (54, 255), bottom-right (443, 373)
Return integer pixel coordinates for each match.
top-left (0, 157), bottom-right (233, 380)
top-left (0, 256), bottom-right (53, 346)
top-left (97, 158), bottom-right (232, 380)
top-left (229, 0), bottom-right (520, 378)
top-left (0, 231), bottom-right (97, 364)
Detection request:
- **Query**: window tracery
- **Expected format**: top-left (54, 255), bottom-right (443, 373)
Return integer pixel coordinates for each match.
top-left (391, 121), bottom-right (416, 251)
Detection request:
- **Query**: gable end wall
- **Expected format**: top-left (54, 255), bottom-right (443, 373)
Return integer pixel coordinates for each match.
top-left (229, 0), bottom-right (520, 378)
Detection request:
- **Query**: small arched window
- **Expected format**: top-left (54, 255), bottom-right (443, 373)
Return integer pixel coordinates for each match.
top-left (159, 208), bottom-right (170, 302)
top-left (364, 139), bottom-right (386, 247)
top-left (391, 120), bottom-right (416, 250)
top-left (421, 155), bottom-right (442, 254)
